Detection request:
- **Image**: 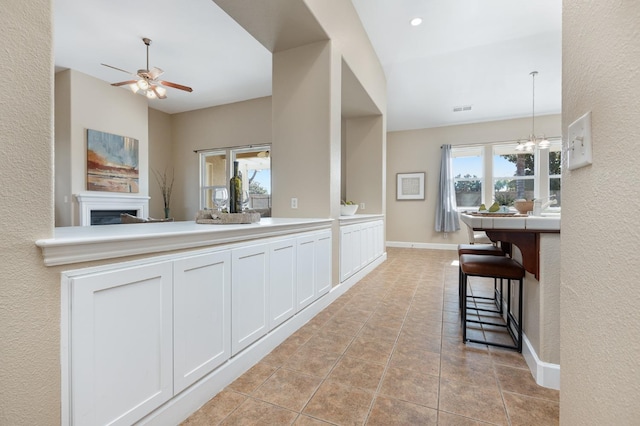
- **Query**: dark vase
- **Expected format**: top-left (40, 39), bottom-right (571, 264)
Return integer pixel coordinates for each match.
top-left (164, 207), bottom-right (170, 219)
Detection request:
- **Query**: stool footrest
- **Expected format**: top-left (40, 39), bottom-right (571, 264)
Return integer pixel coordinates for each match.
top-left (460, 254), bottom-right (524, 352)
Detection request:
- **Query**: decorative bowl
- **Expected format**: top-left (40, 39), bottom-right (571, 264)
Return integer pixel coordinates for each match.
top-left (513, 200), bottom-right (534, 215)
top-left (340, 204), bottom-right (358, 216)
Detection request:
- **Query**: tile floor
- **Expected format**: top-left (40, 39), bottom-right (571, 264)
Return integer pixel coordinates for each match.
top-left (182, 247), bottom-right (559, 425)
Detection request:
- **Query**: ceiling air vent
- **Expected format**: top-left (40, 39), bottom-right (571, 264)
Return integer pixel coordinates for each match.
top-left (453, 105), bottom-right (472, 112)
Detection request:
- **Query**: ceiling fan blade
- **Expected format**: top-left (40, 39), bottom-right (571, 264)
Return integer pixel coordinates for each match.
top-left (148, 67), bottom-right (164, 80)
top-left (101, 63), bottom-right (136, 76)
top-left (159, 80), bottom-right (193, 93)
top-left (111, 80), bottom-right (138, 87)
top-left (151, 85), bottom-right (167, 99)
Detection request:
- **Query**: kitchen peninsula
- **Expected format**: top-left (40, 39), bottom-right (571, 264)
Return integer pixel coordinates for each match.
top-left (460, 212), bottom-right (561, 390)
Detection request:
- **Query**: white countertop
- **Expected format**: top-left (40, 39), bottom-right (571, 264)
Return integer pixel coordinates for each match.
top-left (460, 212), bottom-right (561, 231)
top-left (338, 213), bottom-right (384, 224)
top-left (37, 218), bottom-right (333, 266)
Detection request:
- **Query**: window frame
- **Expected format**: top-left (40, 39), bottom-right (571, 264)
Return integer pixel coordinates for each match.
top-left (452, 140), bottom-right (562, 211)
top-left (198, 144), bottom-right (271, 211)
top-left (452, 146), bottom-right (485, 209)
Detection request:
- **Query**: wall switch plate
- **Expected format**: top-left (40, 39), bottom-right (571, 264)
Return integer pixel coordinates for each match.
top-left (568, 111), bottom-right (593, 170)
top-left (291, 198), bottom-right (298, 209)
top-left (359, 203), bottom-right (365, 210)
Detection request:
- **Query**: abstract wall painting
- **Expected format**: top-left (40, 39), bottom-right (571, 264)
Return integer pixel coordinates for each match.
top-left (87, 129), bottom-right (139, 193)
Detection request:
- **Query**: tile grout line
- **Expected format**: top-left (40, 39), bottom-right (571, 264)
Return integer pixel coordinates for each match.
top-left (295, 282), bottom-right (381, 423)
top-left (362, 270), bottom-right (426, 424)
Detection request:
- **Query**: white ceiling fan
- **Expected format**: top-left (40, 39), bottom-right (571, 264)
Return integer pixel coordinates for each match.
top-left (101, 37), bottom-right (193, 99)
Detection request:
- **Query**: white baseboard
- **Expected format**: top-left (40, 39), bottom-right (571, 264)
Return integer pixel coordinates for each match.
top-left (139, 253), bottom-right (388, 425)
top-left (386, 241), bottom-right (457, 251)
top-left (522, 333), bottom-right (560, 390)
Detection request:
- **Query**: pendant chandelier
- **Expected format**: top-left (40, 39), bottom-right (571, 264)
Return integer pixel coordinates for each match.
top-left (516, 71), bottom-right (550, 152)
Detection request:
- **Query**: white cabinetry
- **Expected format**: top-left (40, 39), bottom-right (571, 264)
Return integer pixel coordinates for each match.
top-left (173, 251), bottom-right (231, 393)
top-left (231, 243), bottom-right (269, 355)
top-left (68, 262), bottom-right (173, 426)
top-left (269, 237), bottom-right (297, 330)
top-left (63, 229), bottom-right (333, 425)
top-left (296, 233), bottom-right (316, 311)
top-left (315, 231), bottom-right (332, 297)
top-left (340, 220), bottom-right (384, 282)
top-left (297, 230), bottom-right (332, 312)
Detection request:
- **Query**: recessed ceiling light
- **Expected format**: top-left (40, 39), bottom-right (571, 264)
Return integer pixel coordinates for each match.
top-left (410, 17), bottom-right (422, 26)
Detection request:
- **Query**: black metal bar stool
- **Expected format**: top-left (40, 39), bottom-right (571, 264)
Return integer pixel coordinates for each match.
top-left (457, 244), bottom-right (505, 312)
top-left (459, 254), bottom-right (525, 352)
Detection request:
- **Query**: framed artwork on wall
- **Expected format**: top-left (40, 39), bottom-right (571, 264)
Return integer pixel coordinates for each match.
top-left (87, 129), bottom-right (139, 193)
top-left (396, 172), bottom-right (425, 200)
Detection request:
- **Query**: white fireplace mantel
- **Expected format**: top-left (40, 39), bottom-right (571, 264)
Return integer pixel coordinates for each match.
top-left (75, 192), bottom-right (150, 226)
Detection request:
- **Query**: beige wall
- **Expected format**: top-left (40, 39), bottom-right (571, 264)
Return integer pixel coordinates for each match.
top-left (345, 116), bottom-right (385, 214)
top-left (170, 97), bottom-right (272, 221)
top-left (55, 69), bottom-right (150, 226)
top-left (305, 0), bottom-right (386, 114)
top-left (0, 1), bottom-right (61, 424)
top-left (272, 40), bottom-right (335, 218)
top-left (148, 108), bottom-right (174, 218)
top-left (55, 71), bottom-right (72, 227)
top-left (561, 1), bottom-right (640, 423)
top-left (386, 114), bottom-right (561, 246)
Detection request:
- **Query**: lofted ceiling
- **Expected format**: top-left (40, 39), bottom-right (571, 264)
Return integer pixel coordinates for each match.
top-left (54, 0), bottom-right (561, 132)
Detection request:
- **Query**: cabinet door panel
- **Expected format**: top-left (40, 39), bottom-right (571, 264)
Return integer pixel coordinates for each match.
top-left (71, 262), bottom-right (173, 426)
top-left (296, 235), bottom-right (316, 311)
top-left (340, 226), bottom-right (353, 282)
top-left (269, 238), bottom-right (296, 329)
top-left (375, 220), bottom-right (384, 258)
top-left (315, 231), bottom-right (332, 296)
top-left (232, 244), bottom-right (269, 355)
top-left (351, 225), bottom-right (363, 271)
top-left (174, 251), bottom-right (231, 393)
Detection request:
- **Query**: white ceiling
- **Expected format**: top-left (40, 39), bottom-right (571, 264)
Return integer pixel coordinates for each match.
top-left (54, 0), bottom-right (561, 132)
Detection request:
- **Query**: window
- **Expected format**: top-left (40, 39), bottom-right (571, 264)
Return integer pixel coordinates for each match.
top-left (452, 147), bottom-right (483, 208)
top-left (201, 150), bottom-right (227, 210)
top-left (493, 144), bottom-right (535, 206)
top-left (452, 140), bottom-right (562, 210)
top-left (200, 145), bottom-right (271, 213)
top-left (548, 141), bottom-right (562, 207)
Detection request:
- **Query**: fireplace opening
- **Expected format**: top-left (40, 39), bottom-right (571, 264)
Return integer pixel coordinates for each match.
top-left (91, 210), bottom-right (138, 226)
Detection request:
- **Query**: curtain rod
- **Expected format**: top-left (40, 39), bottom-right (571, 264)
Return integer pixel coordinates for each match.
top-left (193, 143), bottom-right (270, 154)
top-left (442, 136), bottom-right (562, 149)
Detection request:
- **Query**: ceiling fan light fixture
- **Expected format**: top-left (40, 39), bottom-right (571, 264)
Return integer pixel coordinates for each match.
top-left (103, 37), bottom-right (193, 100)
top-left (137, 79), bottom-right (149, 91)
top-left (155, 85), bottom-right (167, 97)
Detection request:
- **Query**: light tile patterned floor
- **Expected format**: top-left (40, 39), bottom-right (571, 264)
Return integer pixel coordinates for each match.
top-left (182, 247), bottom-right (559, 425)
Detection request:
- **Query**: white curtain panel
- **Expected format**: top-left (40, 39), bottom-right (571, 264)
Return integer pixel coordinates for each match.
top-left (435, 144), bottom-right (460, 233)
